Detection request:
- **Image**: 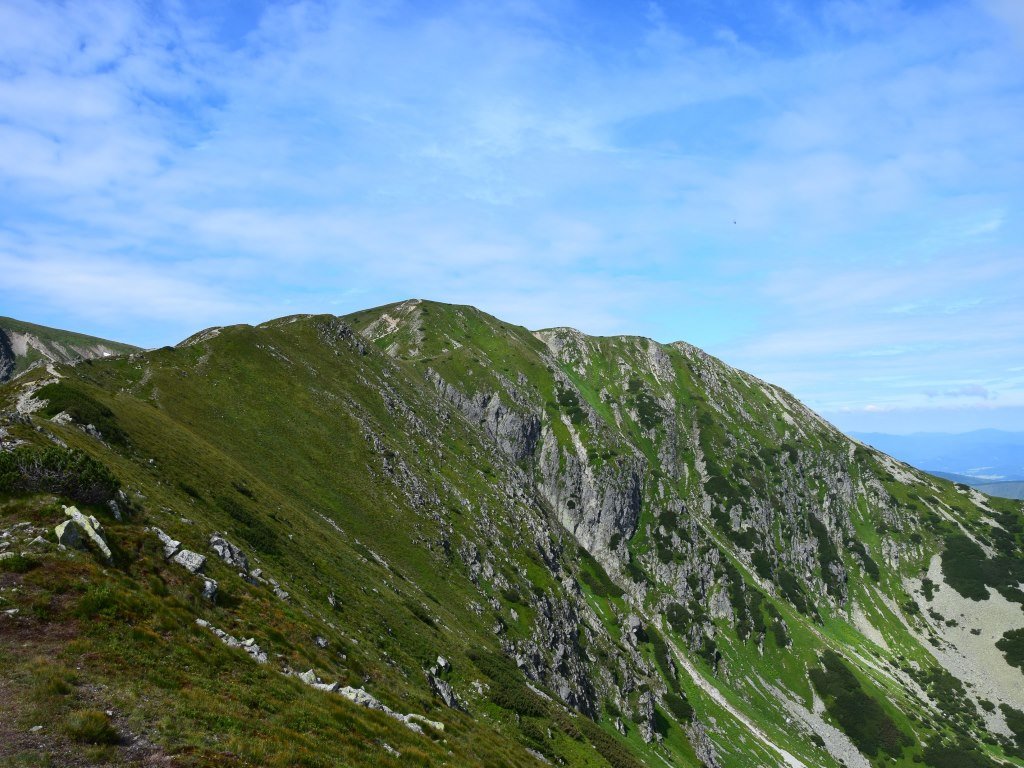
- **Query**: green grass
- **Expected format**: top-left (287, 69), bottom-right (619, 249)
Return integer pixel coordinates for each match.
top-left (0, 300), bottom-right (1020, 768)
top-left (64, 709), bottom-right (119, 745)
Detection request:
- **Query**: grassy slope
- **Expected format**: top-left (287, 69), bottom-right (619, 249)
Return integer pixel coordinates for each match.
top-left (1, 300), bottom-right (1022, 768)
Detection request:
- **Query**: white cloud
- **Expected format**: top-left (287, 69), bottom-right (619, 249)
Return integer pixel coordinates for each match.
top-left (0, 0), bottom-right (1021, 431)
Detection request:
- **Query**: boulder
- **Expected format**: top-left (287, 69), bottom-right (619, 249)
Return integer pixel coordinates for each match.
top-left (338, 686), bottom-right (388, 712)
top-left (209, 534), bottom-right (249, 572)
top-left (172, 549), bottom-right (206, 574)
top-left (426, 656), bottom-right (463, 710)
top-left (201, 578), bottom-right (218, 602)
top-left (150, 527), bottom-right (181, 559)
top-left (427, 673), bottom-right (462, 710)
top-left (55, 507), bottom-right (112, 563)
top-left (404, 713), bottom-right (445, 732)
top-left (194, 619), bottom-right (268, 663)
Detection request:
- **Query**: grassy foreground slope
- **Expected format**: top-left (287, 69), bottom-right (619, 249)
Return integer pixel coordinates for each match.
top-left (0, 299), bottom-right (1022, 768)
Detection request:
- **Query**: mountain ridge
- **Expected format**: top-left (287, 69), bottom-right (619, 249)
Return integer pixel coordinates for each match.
top-left (0, 299), bottom-right (1022, 768)
top-left (0, 315), bottom-right (140, 383)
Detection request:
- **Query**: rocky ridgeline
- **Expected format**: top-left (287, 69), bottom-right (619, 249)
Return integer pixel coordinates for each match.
top-left (347, 303), bottom-right (1022, 761)
top-left (0, 321), bottom-right (137, 383)
top-left (4, 303), bottom-right (1020, 768)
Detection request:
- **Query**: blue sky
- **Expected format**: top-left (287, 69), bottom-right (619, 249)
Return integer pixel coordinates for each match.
top-left (1, 0), bottom-right (1023, 433)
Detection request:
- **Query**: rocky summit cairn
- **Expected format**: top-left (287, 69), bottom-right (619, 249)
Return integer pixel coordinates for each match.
top-left (54, 506), bottom-right (112, 563)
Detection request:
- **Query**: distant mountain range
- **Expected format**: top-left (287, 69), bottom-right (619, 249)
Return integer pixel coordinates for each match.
top-left (849, 429), bottom-right (1024, 498)
top-left (924, 472), bottom-right (1024, 501)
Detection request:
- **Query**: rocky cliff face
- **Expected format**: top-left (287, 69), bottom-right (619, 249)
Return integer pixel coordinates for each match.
top-left (0, 318), bottom-right (139, 382)
top-left (0, 300), bottom-right (1021, 768)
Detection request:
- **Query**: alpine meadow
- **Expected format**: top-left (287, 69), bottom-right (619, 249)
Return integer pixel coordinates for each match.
top-left (1, 300), bottom-right (1023, 768)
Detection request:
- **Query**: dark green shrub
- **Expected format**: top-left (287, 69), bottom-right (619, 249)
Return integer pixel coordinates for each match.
top-left (700, 637), bottom-right (720, 668)
top-left (0, 446), bottom-right (119, 504)
top-left (555, 387), bottom-right (586, 425)
top-left (728, 526), bottom-right (757, 550)
top-left (752, 549), bottom-right (773, 579)
top-left (941, 534), bottom-right (989, 600)
top-left (65, 709), bottom-right (118, 744)
top-left (576, 716), bottom-right (644, 768)
top-left (809, 515), bottom-right (843, 595)
top-left (232, 481), bottom-right (256, 499)
top-left (777, 569), bottom-right (812, 615)
top-left (648, 629), bottom-right (682, 696)
top-left (664, 692), bottom-right (692, 722)
top-left (771, 619), bottom-right (790, 648)
top-left (217, 495), bottom-right (279, 555)
top-left (578, 549), bottom-right (624, 598)
top-left (501, 586), bottom-right (524, 605)
top-left (625, 557), bottom-right (645, 584)
top-left (922, 741), bottom-right (1000, 768)
top-left (469, 650), bottom-right (550, 718)
top-left (665, 602), bottom-right (690, 634)
top-left (705, 474), bottom-right (742, 510)
top-left (910, 666), bottom-right (979, 725)
top-left (403, 598), bottom-right (436, 628)
top-left (848, 538), bottom-right (880, 581)
top-left (809, 650), bottom-right (909, 758)
top-left (0, 553), bottom-right (37, 573)
top-left (177, 482), bottom-right (201, 499)
top-left (1000, 704), bottom-right (1024, 745)
top-left (922, 578), bottom-right (936, 601)
top-left (997, 628), bottom-right (1024, 670)
top-left (626, 379), bottom-right (661, 430)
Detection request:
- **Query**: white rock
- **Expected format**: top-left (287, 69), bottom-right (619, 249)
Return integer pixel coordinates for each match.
top-left (150, 527), bottom-right (181, 559)
top-left (201, 578), bottom-right (218, 602)
top-left (209, 534), bottom-right (249, 572)
top-left (194, 618), bottom-right (268, 663)
top-left (404, 713), bottom-right (445, 732)
top-left (172, 549), bottom-right (206, 574)
top-left (55, 507), bottom-right (111, 562)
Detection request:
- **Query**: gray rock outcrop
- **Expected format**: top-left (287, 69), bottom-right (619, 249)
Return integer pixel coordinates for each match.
top-left (172, 549), bottom-right (206, 574)
top-left (195, 619), bottom-right (268, 663)
top-left (209, 534), bottom-right (249, 572)
top-left (55, 506), bottom-right (112, 563)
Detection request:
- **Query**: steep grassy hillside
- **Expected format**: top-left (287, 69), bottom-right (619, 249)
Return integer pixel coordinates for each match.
top-left (1, 300), bottom-right (1022, 768)
top-left (0, 316), bottom-right (140, 383)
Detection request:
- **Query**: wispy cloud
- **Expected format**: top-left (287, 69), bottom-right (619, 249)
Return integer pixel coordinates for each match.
top-left (1, 0), bottom-right (1022, 430)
